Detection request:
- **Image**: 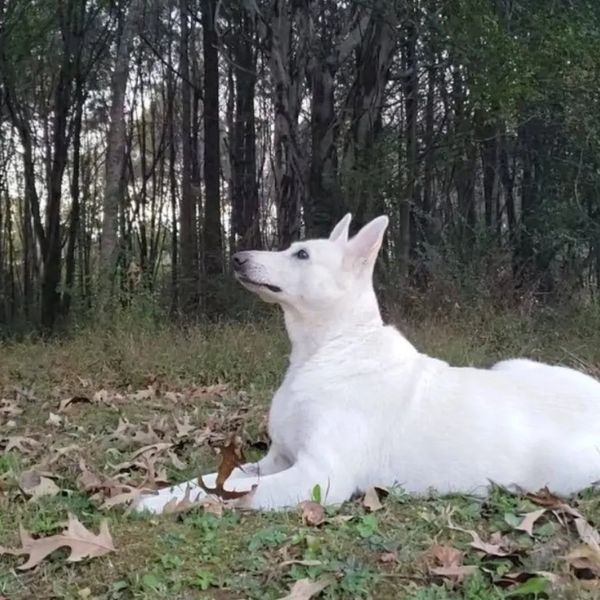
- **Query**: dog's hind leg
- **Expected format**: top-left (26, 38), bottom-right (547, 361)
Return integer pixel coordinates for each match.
top-left (134, 446), bottom-right (291, 514)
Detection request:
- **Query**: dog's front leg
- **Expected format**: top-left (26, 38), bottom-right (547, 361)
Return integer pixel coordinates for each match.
top-left (134, 446), bottom-right (291, 514)
top-left (241, 461), bottom-right (355, 510)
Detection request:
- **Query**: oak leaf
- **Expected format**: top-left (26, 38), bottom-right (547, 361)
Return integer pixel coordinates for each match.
top-left (515, 509), bottom-right (547, 536)
top-left (277, 574), bottom-right (336, 600)
top-left (298, 501), bottom-right (325, 526)
top-left (0, 514), bottom-right (115, 570)
top-left (19, 470), bottom-right (61, 500)
top-left (198, 436), bottom-right (252, 500)
top-left (362, 486), bottom-right (384, 512)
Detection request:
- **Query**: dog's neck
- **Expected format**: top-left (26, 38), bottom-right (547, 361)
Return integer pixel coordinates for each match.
top-left (282, 287), bottom-right (383, 366)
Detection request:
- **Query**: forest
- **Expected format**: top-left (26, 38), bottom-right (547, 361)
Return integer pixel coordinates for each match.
top-left (1, 0), bottom-right (599, 331)
top-left (3, 3), bottom-right (600, 598)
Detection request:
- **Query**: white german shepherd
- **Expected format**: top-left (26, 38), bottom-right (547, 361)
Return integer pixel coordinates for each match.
top-left (137, 214), bottom-right (600, 513)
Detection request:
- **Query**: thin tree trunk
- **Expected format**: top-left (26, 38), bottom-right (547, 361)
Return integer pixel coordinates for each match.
top-left (178, 0), bottom-right (199, 312)
top-left (100, 0), bottom-right (142, 308)
top-left (201, 0), bottom-right (223, 275)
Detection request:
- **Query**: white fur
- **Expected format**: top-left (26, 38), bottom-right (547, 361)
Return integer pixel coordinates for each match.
top-left (136, 214), bottom-right (600, 513)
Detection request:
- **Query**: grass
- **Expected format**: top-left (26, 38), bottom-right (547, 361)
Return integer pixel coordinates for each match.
top-left (1, 304), bottom-right (600, 599)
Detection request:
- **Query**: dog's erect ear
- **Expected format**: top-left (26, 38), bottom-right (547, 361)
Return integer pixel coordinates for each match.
top-left (329, 213), bottom-right (352, 243)
top-left (346, 215), bottom-right (389, 268)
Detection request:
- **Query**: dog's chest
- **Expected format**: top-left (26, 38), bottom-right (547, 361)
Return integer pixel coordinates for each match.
top-left (266, 365), bottom-right (337, 457)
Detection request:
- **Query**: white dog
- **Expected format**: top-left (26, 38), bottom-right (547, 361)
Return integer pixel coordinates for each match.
top-left (136, 214), bottom-right (600, 513)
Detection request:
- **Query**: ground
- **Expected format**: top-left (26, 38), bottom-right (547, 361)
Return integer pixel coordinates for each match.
top-left (1, 305), bottom-right (600, 599)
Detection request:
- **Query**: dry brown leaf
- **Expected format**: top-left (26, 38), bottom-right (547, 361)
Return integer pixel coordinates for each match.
top-left (129, 442), bottom-right (173, 461)
top-left (18, 470), bottom-right (61, 500)
top-left (163, 485), bottom-right (205, 515)
top-left (58, 396), bottom-right (91, 412)
top-left (327, 515), bottom-right (354, 524)
top-left (526, 487), bottom-right (583, 519)
top-left (174, 414), bottom-right (196, 438)
top-left (46, 412), bottom-right (63, 427)
top-left (129, 424), bottom-right (161, 446)
top-left (203, 497), bottom-right (224, 517)
top-left (101, 487), bottom-right (153, 510)
top-left (198, 436), bottom-right (252, 500)
top-left (429, 544), bottom-right (464, 568)
top-left (92, 389), bottom-right (121, 408)
top-left (49, 444), bottom-right (83, 464)
top-left (280, 559), bottom-right (324, 568)
top-left (379, 551), bottom-right (397, 563)
top-left (427, 543), bottom-right (477, 582)
top-left (299, 501), bottom-right (325, 526)
top-left (167, 450), bottom-right (187, 470)
top-left (277, 574), bottom-right (336, 600)
top-left (566, 544), bottom-right (600, 576)
top-left (0, 400), bottom-right (23, 417)
top-left (130, 387), bottom-right (156, 402)
top-left (362, 487), bottom-right (384, 512)
top-left (450, 525), bottom-right (510, 556)
top-left (76, 459), bottom-right (124, 497)
top-left (516, 509), bottom-right (547, 536)
top-left (1, 436), bottom-right (40, 454)
top-left (575, 517), bottom-right (600, 549)
top-left (192, 384), bottom-right (228, 399)
top-left (431, 565), bottom-right (479, 580)
top-left (0, 514), bottom-right (115, 570)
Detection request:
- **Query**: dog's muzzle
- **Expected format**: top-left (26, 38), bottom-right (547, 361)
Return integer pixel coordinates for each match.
top-left (232, 252), bottom-right (282, 293)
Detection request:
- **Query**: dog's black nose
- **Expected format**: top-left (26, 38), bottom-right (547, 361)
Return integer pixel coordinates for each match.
top-left (232, 252), bottom-right (249, 271)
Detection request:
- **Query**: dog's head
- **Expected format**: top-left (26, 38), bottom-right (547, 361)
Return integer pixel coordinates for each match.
top-left (232, 214), bottom-right (388, 314)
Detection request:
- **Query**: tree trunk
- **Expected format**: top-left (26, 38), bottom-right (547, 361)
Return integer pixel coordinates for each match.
top-left (100, 0), bottom-right (142, 308)
top-left (231, 8), bottom-right (260, 249)
top-left (178, 0), bottom-right (199, 312)
top-left (201, 0), bottom-right (223, 274)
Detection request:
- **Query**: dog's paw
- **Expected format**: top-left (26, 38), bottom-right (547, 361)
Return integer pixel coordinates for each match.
top-left (133, 492), bottom-right (170, 514)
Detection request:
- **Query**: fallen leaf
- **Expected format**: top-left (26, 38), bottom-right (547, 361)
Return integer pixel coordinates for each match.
top-left (327, 515), bottom-right (354, 524)
top-left (515, 509), bottom-right (547, 536)
top-left (163, 485), bottom-right (205, 514)
top-left (299, 501), bottom-right (325, 526)
top-left (0, 400), bottom-right (23, 417)
top-left (198, 436), bottom-right (252, 500)
top-left (47, 444), bottom-right (83, 465)
top-left (427, 543), bottom-right (477, 582)
top-left (129, 442), bottom-right (173, 461)
top-left (167, 450), bottom-right (187, 470)
top-left (429, 544), bottom-right (464, 568)
top-left (379, 551), bottom-right (397, 563)
top-left (362, 486), bottom-right (384, 512)
top-left (130, 387), bottom-right (156, 401)
top-left (18, 470), bottom-right (61, 500)
top-left (46, 412), bottom-right (63, 427)
top-left (526, 487), bottom-right (583, 519)
top-left (174, 414), bottom-right (196, 438)
top-left (430, 565), bottom-right (479, 580)
top-left (277, 574), bottom-right (336, 600)
top-left (566, 544), bottom-right (600, 576)
top-left (575, 517), bottom-right (600, 548)
top-left (58, 396), bottom-right (91, 412)
top-left (450, 525), bottom-right (511, 557)
top-left (280, 559), bottom-right (324, 568)
top-left (0, 514), bottom-right (115, 570)
top-left (193, 384), bottom-right (228, 399)
top-left (0, 436), bottom-right (40, 454)
top-left (203, 497), bottom-right (224, 517)
top-left (101, 487), bottom-right (153, 510)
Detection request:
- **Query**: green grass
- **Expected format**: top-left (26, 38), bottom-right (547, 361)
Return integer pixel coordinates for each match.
top-left (1, 305), bottom-right (600, 599)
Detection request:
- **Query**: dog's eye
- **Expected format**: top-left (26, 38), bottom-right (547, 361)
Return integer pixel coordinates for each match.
top-left (294, 249), bottom-right (309, 260)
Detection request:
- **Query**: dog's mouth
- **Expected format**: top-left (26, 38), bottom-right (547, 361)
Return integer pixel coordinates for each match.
top-left (236, 275), bottom-right (282, 294)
